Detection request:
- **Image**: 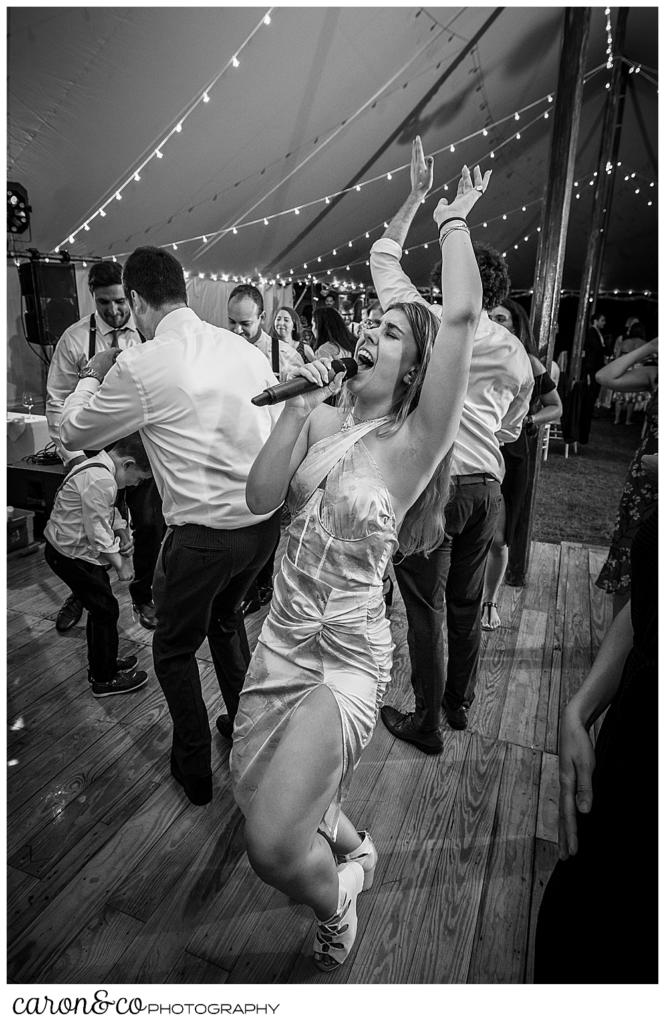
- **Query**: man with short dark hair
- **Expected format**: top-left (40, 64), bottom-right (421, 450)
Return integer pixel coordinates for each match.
top-left (46, 260), bottom-right (164, 633)
top-left (60, 246), bottom-right (282, 806)
top-left (227, 283), bottom-right (303, 383)
top-left (371, 138), bottom-right (533, 753)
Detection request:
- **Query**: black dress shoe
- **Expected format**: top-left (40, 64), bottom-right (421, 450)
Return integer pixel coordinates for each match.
top-left (215, 714), bottom-right (233, 740)
top-left (442, 697), bottom-right (468, 731)
top-left (56, 594), bottom-right (84, 632)
top-left (170, 755), bottom-right (212, 806)
top-left (240, 593), bottom-right (262, 616)
top-left (380, 705), bottom-right (444, 754)
top-left (132, 601), bottom-right (158, 630)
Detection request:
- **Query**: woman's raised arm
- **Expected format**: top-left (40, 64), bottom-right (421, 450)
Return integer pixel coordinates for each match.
top-left (407, 165), bottom-right (489, 467)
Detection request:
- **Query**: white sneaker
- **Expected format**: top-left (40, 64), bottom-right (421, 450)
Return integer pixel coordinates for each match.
top-left (313, 861), bottom-right (364, 972)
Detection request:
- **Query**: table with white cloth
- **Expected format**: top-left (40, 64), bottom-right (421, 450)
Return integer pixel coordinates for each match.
top-left (6, 412), bottom-right (51, 462)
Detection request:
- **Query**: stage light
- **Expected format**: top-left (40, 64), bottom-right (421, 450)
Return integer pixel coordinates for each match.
top-left (7, 182), bottom-right (31, 235)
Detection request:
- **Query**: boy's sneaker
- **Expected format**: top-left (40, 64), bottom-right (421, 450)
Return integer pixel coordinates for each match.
top-left (88, 653), bottom-right (138, 684)
top-left (91, 668), bottom-right (148, 698)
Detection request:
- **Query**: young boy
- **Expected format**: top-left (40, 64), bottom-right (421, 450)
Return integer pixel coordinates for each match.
top-left (44, 433), bottom-right (152, 696)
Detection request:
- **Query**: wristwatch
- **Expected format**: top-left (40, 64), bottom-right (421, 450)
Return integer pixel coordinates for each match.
top-left (78, 364), bottom-right (104, 383)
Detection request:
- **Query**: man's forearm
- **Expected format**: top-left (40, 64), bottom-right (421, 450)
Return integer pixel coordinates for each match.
top-left (382, 191), bottom-right (424, 248)
top-left (60, 366), bottom-right (144, 451)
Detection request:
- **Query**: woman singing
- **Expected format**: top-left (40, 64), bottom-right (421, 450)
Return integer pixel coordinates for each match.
top-left (231, 160), bottom-right (490, 971)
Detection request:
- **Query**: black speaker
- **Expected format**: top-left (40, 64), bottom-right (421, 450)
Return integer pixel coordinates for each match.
top-left (18, 261), bottom-right (80, 346)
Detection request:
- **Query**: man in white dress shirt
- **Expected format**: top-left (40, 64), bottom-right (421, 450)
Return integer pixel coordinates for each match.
top-left (46, 261), bottom-right (165, 633)
top-left (60, 247), bottom-right (282, 806)
top-left (372, 138), bottom-right (533, 753)
top-left (227, 283), bottom-right (304, 383)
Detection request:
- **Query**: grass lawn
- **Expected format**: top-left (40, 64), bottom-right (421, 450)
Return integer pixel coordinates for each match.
top-left (532, 411), bottom-right (644, 547)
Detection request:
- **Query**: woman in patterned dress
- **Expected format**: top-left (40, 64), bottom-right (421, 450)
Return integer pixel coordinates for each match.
top-left (231, 155), bottom-right (489, 972)
top-left (595, 337), bottom-right (657, 616)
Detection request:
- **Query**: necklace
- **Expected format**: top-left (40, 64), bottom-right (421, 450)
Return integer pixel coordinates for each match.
top-left (341, 410), bottom-right (384, 430)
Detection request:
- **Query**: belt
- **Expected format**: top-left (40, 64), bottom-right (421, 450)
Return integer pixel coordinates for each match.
top-left (451, 473), bottom-right (498, 486)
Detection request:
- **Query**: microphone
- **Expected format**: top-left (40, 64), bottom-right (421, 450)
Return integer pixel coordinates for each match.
top-left (251, 357), bottom-right (358, 406)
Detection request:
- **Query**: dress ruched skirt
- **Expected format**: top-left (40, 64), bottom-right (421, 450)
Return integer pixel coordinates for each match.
top-left (231, 552), bottom-right (392, 839)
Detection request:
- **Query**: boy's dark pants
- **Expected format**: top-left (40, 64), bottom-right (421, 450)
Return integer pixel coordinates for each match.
top-left (44, 541), bottom-right (119, 681)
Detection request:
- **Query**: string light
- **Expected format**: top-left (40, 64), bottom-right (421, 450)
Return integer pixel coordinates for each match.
top-left (114, 69), bottom-right (629, 271)
top-left (55, 8), bottom-right (275, 250)
top-left (605, 7), bottom-right (613, 69)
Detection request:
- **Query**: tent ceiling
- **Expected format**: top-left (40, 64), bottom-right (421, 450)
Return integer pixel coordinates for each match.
top-left (7, 6), bottom-right (658, 294)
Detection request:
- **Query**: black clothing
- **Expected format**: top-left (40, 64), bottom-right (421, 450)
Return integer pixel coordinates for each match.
top-left (152, 513), bottom-right (281, 780)
top-left (394, 478), bottom-right (502, 728)
top-left (535, 508), bottom-right (658, 983)
top-left (44, 541), bottom-right (119, 681)
top-left (123, 477), bottom-right (165, 606)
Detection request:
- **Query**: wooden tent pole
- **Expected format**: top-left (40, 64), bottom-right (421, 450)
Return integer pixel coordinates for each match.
top-left (506, 7), bottom-right (591, 585)
top-left (571, 8), bottom-right (629, 380)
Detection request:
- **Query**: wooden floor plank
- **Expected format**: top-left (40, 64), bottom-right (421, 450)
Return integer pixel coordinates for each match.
top-left (165, 951), bottom-right (230, 984)
top-left (467, 743), bottom-right (541, 983)
top-left (6, 609), bottom-right (54, 650)
top-left (531, 544), bottom-right (560, 752)
top-left (7, 785), bottom-right (186, 982)
top-left (498, 609), bottom-right (548, 748)
top-left (471, 585), bottom-right (525, 741)
top-left (40, 906), bottom-right (146, 985)
top-left (545, 542), bottom-right (570, 754)
top-left (401, 734), bottom-right (507, 983)
top-left (536, 751), bottom-right (559, 844)
top-left (559, 542), bottom-right (593, 711)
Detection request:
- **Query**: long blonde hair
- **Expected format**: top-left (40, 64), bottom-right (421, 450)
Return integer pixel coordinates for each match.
top-left (339, 301), bottom-right (452, 557)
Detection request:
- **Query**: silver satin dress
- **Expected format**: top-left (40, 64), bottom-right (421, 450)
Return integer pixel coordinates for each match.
top-left (231, 417), bottom-right (397, 839)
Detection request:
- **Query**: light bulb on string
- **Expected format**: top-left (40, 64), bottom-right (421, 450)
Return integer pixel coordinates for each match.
top-left (202, 235), bottom-right (208, 243)
top-left (115, 192), bottom-right (122, 201)
top-left (99, 208), bottom-right (106, 217)
top-left (69, 235), bottom-right (75, 243)
top-left (203, 92), bottom-right (210, 102)
top-left (155, 149), bottom-right (163, 159)
top-left (264, 13), bottom-right (271, 25)
top-left (134, 172), bottom-right (141, 182)
top-left (176, 123), bottom-right (182, 133)
top-left (232, 56), bottom-right (240, 68)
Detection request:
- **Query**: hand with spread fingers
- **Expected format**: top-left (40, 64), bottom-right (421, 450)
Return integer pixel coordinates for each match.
top-left (434, 164), bottom-right (492, 230)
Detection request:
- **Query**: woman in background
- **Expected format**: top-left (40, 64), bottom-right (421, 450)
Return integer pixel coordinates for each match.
top-left (311, 306), bottom-right (356, 361)
top-left (272, 306), bottom-right (315, 363)
top-left (611, 320), bottom-right (649, 426)
top-left (480, 297), bottom-right (561, 630)
top-left (595, 336), bottom-right (657, 616)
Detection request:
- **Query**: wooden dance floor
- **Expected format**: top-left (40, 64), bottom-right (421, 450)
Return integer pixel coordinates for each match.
top-left (7, 539), bottom-right (612, 984)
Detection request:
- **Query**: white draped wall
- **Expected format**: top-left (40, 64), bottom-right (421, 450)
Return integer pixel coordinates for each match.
top-left (5, 262), bottom-right (292, 409)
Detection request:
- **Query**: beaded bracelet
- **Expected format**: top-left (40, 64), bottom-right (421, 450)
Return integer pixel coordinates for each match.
top-left (439, 222), bottom-right (471, 246)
